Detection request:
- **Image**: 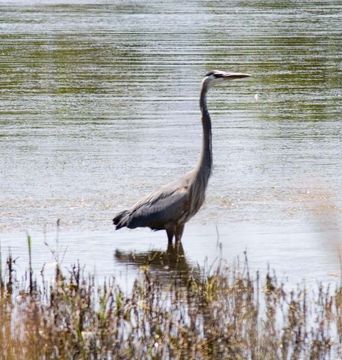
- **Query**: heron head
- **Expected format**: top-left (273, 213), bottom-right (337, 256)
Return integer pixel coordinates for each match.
top-left (204, 70), bottom-right (250, 86)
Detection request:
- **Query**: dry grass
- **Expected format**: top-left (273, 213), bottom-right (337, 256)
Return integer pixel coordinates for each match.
top-left (0, 245), bottom-right (342, 360)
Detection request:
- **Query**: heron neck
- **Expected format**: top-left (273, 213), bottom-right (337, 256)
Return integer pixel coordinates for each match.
top-left (197, 80), bottom-right (212, 180)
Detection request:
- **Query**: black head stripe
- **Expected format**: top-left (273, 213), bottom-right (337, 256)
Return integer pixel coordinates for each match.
top-left (206, 71), bottom-right (223, 78)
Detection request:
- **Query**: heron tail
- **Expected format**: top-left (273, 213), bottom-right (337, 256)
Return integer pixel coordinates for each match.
top-left (113, 210), bottom-right (130, 230)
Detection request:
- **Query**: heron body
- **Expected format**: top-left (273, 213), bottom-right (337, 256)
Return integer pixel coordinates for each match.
top-left (113, 70), bottom-right (250, 244)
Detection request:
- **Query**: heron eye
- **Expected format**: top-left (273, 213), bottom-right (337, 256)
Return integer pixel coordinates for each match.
top-left (214, 73), bottom-right (223, 78)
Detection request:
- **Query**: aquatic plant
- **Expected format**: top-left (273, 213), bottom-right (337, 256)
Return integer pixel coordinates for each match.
top-left (0, 249), bottom-right (341, 359)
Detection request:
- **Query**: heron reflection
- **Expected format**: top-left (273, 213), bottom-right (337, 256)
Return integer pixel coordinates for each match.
top-left (114, 242), bottom-right (199, 284)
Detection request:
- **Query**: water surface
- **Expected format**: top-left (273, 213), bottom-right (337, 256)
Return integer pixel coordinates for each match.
top-left (0, 0), bottom-right (341, 285)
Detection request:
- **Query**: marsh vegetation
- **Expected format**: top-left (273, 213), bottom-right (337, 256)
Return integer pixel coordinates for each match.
top-left (1, 244), bottom-right (341, 359)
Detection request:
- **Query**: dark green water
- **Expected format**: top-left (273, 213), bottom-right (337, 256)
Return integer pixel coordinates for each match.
top-left (0, 0), bottom-right (341, 283)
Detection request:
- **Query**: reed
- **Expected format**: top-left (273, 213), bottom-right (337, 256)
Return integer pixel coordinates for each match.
top-left (0, 247), bottom-right (341, 359)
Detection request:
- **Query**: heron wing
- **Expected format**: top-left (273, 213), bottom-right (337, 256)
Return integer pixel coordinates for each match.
top-left (127, 189), bottom-right (188, 229)
top-left (126, 181), bottom-right (190, 230)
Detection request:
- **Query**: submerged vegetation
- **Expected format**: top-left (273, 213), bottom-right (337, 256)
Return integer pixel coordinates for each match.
top-left (0, 243), bottom-right (342, 360)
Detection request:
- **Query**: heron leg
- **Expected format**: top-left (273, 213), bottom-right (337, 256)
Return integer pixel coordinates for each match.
top-left (166, 228), bottom-right (174, 245)
top-left (175, 224), bottom-right (185, 244)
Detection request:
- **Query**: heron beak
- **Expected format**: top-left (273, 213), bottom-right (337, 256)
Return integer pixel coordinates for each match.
top-left (222, 72), bottom-right (251, 80)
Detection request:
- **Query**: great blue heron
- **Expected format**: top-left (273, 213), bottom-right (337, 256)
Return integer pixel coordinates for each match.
top-left (113, 70), bottom-right (250, 244)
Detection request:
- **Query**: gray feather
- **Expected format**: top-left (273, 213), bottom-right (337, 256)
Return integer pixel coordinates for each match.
top-left (121, 174), bottom-right (192, 230)
top-left (127, 190), bottom-right (189, 230)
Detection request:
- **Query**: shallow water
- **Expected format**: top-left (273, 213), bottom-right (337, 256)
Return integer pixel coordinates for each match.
top-left (0, 0), bottom-right (341, 285)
